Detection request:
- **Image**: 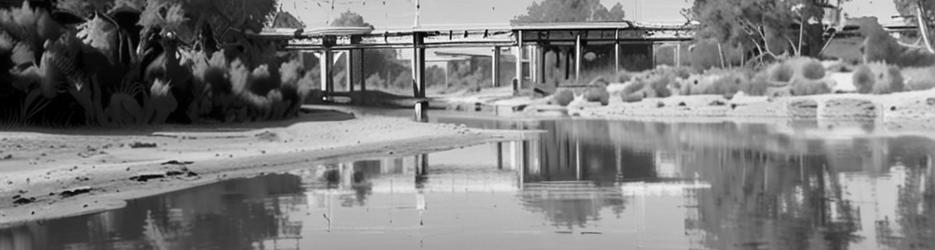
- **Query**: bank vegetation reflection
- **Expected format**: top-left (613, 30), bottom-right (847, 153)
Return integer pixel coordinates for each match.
top-left (2, 120), bottom-right (935, 249)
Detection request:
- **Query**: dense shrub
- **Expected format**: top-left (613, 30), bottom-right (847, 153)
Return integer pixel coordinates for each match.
top-left (742, 71), bottom-right (770, 96)
top-left (853, 62), bottom-right (905, 94)
top-left (550, 89), bottom-right (575, 106)
top-left (766, 62), bottom-right (794, 83)
top-left (745, 58), bottom-right (832, 97)
top-left (0, 0), bottom-right (316, 126)
top-left (584, 80), bottom-right (610, 105)
top-left (787, 57), bottom-right (826, 80)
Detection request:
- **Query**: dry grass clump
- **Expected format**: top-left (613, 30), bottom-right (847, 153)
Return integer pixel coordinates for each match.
top-left (853, 62), bottom-right (904, 94)
top-left (743, 57), bottom-right (832, 97)
top-left (679, 69), bottom-right (748, 98)
top-left (611, 66), bottom-right (693, 102)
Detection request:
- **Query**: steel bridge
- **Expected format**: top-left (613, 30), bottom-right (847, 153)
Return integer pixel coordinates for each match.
top-left (253, 21), bottom-right (694, 100)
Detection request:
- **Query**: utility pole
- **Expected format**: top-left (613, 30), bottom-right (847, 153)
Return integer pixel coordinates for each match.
top-left (414, 0), bottom-right (421, 28)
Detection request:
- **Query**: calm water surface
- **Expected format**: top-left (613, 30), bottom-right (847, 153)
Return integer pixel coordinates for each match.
top-left (2, 118), bottom-right (934, 249)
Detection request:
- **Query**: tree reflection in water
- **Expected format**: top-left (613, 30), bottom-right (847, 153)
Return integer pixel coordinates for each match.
top-left (0, 174), bottom-right (304, 249)
top-left (4, 119), bottom-right (935, 249)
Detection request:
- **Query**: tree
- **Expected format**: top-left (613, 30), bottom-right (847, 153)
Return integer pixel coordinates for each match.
top-left (330, 11), bottom-right (402, 86)
top-left (330, 10), bottom-right (372, 28)
top-left (895, 0), bottom-right (935, 52)
top-left (691, 0), bottom-right (827, 60)
top-left (270, 11), bottom-right (304, 29)
top-left (138, 0), bottom-right (276, 46)
top-left (511, 0), bottom-right (626, 24)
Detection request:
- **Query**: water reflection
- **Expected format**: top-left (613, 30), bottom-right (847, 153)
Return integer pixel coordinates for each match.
top-left (3, 119), bottom-right (935, 249)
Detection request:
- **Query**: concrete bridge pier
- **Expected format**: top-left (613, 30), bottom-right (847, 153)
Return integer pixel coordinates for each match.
top-left (411, 32), bottom-right (426, 98)
top-left (319, 49), bottom-right (335, 101)
top-left (342, 48), bottom-right (365, 92)
top-left (514, 30), bottom-right (524, 94)
top-left (492, 46), bottom-right (501, 87)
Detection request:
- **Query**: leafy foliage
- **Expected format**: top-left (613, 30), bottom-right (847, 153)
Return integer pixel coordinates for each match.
top-left (691, 0), bottom-right (826, 58)
top-left (270, 11), bottom-right (304, 29)
top-left (0, 0), bottom-right (302, 126)
top-left (853, 17), bottom-right (935, 67)
top-left (331, 10), bottom-right (372, 28)
top-left (512, 0), bottom-right (625, 24)
top-left (138, 0), bottom-right (276, 44)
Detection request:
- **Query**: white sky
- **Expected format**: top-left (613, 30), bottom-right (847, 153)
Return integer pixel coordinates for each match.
top-left (278, 0), bottom-right (902, 29)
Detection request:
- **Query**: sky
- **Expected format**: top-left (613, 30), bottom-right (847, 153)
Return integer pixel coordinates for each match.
top-left (278, 0), bottom-right (902, 29)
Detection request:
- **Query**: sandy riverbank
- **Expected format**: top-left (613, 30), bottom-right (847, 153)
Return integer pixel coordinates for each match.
top-left (0, 107), bottom-right (534, 227)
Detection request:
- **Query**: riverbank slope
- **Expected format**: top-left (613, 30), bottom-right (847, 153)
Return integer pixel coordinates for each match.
top-left (0, 107), bottom-right (533, 227)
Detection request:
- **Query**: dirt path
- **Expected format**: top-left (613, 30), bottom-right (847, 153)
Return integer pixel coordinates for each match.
top-left (0, 108), bottom-right (533, 227)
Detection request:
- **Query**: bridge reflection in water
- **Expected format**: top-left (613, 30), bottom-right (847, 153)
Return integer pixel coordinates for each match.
top-left (2, 119), bottom-right (935, 249)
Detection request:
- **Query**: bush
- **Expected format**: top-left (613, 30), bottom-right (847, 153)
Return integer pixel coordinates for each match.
top-left (584, 85), bottom-right (609, 105)
top-left (766, 62), bottom-right (794, 83)
top-left (741, 71), bottom-right (770, 96)
top-left (853, 62), bottom-right (904, 94)
top-left (786, 57), bottom-right (826, 80)
top-left (617, 80), bottom-right (645, 103)
top-left (550, 89), bottom-right (574, 106)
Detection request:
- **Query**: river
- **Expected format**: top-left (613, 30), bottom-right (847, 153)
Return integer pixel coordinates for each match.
top-left (1, 117), bottom-right (933, 249)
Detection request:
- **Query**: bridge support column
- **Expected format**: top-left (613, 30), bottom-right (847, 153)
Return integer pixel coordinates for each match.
top-left (614, 41), bottom-right (621, 74)
top-left (648, 43), bottom-right (655, 68)
top-left (575, 33), bottom-right (582, 84)
top-left (514, 30), bottom-right (523, 94)
top-left (537, 45), bottom-right (546, 84)
top-left (412, 33), bottom-right (426, 98)
top-left (320, 49), bottom-right (335, 101)
top-left (615, 30), bottom-right (620, 74)
top-left (675, 43), bottom-right (682, 67)
top-left (492, 46), bottom-right (501, 87)
top-left (347, 49), bottom-right (364, 92)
